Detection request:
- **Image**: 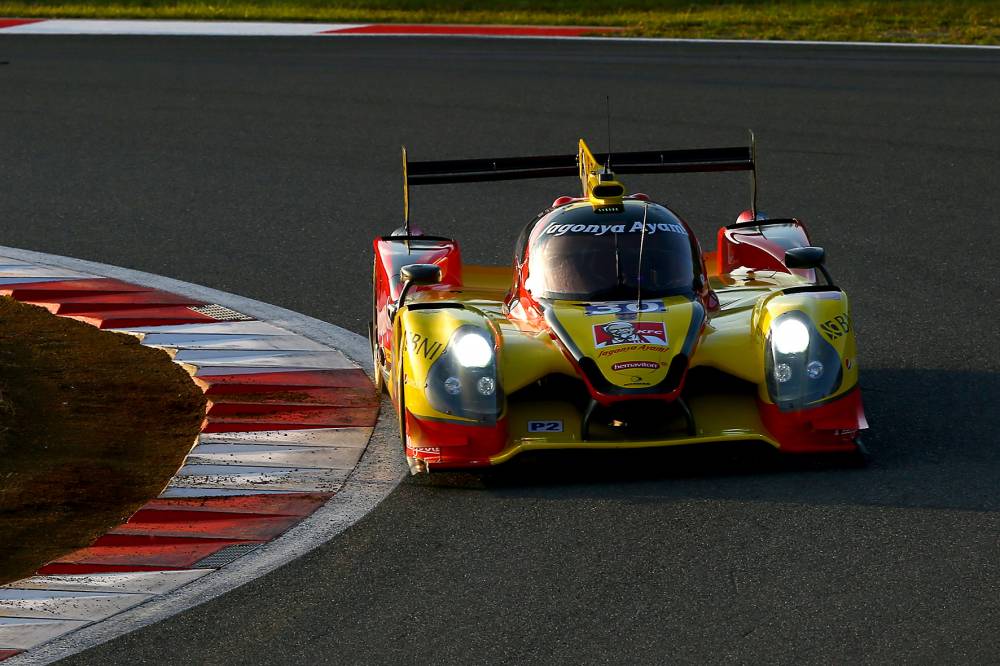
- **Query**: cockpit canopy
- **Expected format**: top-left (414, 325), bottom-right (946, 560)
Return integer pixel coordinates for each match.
top-left (523, 200), bottom-right (699, 301)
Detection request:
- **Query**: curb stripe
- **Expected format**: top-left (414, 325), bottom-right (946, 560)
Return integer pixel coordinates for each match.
top-left (0, 18), bottom-right (363, 36)
top-left (196, 369), bottom-right (373, 390)
top-left (0, 250), bottom-right (393, 662)
top-left (6, 571), bottom-right (210, 595)
top-left (0, 17), bottom-right (619, 38)
top-left (0, 18), bottom-right (45, 29)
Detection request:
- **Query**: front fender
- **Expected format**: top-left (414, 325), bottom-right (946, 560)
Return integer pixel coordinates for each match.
top-left (393, 304), bottom-right (504, 426)
top-left (752, 288), bottom-right (860, 409)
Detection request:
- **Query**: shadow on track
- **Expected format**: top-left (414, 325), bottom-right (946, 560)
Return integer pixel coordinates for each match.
top-left (410, 368), bottom-right (999, 513)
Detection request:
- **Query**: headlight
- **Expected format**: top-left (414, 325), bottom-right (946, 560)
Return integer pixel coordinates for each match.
top-left (477, 376), bottom-right (496, 396)
top-left (453, 332), bottom-right (493, 368)
top-left (772, 318), bottom-right (810, 354)
top-left (424, 325), bottom-right (501, 423)
top-left (765, 312), bottom-right (843, 411)
top-left (774, 362), bottom-right (792, 383)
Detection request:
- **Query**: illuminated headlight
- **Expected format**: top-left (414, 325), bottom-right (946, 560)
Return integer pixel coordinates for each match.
top-left (765, 312), bottom-right (844, 412)
top-left (424, 324), bottom-right (502, 423)
top-left (453, 332), bottom-right (493, 368)
top-left (772, 318), bottom-right (810, 354)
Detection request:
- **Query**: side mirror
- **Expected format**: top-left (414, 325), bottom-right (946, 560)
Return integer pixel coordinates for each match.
top-left (784, 246), bottom-right (834, 286)
top-left (784, 246), bottom-right (825, 269)
top-left (400, 263), bottom-right (442, 286)
top-left (397, 263), bottom-right (442, 315)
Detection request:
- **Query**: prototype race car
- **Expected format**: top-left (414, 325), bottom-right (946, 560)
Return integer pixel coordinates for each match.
top-left (370, 138), bottom-right (867, 473)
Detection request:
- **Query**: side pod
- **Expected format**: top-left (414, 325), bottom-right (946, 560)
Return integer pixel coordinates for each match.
top-left (392, 304), bottom-right (508, 469)
top-left (717, 218), bottom-right (818, 282)
top-left (752, 287), bottom-right (867, 453)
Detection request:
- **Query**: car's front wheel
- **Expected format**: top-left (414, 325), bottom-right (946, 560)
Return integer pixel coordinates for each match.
top-left (369, 320), bottom-right (385, 393)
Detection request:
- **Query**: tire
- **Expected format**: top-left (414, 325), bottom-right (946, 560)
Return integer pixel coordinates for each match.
top-left (370, 260), bottom-right (386, 393)
top-left (396, 345), bottom-right (407, 444)
top-left (845, 438), bottom-right (871, 468)
top-left (369, 320), bottom-right (385, 393)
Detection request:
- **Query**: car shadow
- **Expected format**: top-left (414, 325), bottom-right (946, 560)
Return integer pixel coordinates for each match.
top-left (409, 368), bottom-right (999, 513)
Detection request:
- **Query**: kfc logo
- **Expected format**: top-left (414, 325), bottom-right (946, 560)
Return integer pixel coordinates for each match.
top-left (593, 321), bottom-right (668, 348)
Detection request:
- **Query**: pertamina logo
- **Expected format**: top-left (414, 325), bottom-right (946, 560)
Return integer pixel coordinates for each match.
top-left (593, 320), bottom-right (668, 348)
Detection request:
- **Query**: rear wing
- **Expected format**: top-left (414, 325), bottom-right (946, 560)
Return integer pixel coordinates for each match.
top-left (401, 133), bottom-right (758, 232)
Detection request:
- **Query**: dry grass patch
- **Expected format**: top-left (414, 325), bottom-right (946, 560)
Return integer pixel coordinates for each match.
top-left (0, 297), bottom-right (206, 585)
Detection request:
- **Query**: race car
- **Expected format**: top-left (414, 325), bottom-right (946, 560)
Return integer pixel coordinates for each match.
top-left (370, 137), bottom-right (867, 473)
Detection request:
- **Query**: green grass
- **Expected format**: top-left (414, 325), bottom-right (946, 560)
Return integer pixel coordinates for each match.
top-left (1, 1), bottom-right (998, 45)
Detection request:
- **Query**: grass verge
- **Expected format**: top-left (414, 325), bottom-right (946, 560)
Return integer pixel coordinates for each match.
top-left (0, 1), bottom-right (997, 44)
top-left (0, 297), bottom-right (206, 585)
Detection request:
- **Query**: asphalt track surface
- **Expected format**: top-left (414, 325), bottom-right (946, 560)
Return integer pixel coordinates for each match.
top-left (0, 36), bottom-right (998, 663)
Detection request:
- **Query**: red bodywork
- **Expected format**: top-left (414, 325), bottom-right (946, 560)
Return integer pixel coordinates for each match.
top-left (716, 214), bottom-right (818, 282)
top-left (404, 412), bottom-right (509, 468)
top-left (372, 236), bottom-right (462, 356)
top-left (759, 386), bottom-right (868, 454)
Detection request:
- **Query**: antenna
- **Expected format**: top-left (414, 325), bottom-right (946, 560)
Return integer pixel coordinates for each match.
top-left (749, 129), bottom-right (758, 220)
top-left (401, 146), bottom-right (411, 235)
top-left (605, 95), bottom-right (613, 172)
top-left (636, 202), bottom-right (649, 312)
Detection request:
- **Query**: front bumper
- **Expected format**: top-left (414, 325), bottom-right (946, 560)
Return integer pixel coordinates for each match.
top-left (405, 386), bottom-right (866, 470)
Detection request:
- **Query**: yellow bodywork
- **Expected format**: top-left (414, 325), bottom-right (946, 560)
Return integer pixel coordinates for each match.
top-left (390, 261), bottom-right (859, 464)
top-left (578, 139), bottom-right (626, 209)
top-left (497, 393), bottom-right (776, 463)
top-left (546, 296), bottom-right (698, 389)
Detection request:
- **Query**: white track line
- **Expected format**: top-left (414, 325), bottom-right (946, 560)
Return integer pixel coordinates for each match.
top-left (0, 245), bottom-right (405, 665)
top-left (0, 19), bottom-right (363, 36)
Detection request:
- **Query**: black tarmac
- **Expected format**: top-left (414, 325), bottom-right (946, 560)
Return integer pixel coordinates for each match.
top-left (0, 36), bottom-right (997, 664)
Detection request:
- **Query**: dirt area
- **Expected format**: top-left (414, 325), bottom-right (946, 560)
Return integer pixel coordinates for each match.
top-left (0, 297), bottom-right (206, 585)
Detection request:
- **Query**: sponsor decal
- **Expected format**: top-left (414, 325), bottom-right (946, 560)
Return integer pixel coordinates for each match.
top-left (412, 446), bottom-right (441, 454)
top-left (584, 301), bottom-right (667, 316)
top-left (593, 320), bottom-right (668, 348)
top-left (820, 314), bottom-right (851, 340)
top-left (528, 420), bottom-right (563, 433)
top-left (611, 360), bottom-right (660, 372)
top-left (403, 331), bottom-right (444, 360)
top-left (545, 220), bottom-right (688, 237)
top-left (597, 344), bottom-right (668, 358)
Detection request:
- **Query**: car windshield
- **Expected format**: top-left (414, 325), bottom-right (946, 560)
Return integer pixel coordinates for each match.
top-left (526, 201), bottom-right (697, 301)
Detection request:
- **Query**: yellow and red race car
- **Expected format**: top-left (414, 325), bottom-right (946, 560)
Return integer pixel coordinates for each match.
top-left (370, 138), bottom-right (867, 473)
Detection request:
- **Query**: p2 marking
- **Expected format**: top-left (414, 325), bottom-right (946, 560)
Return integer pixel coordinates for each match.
top-left (528, 420), bottom-right (563, 433)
